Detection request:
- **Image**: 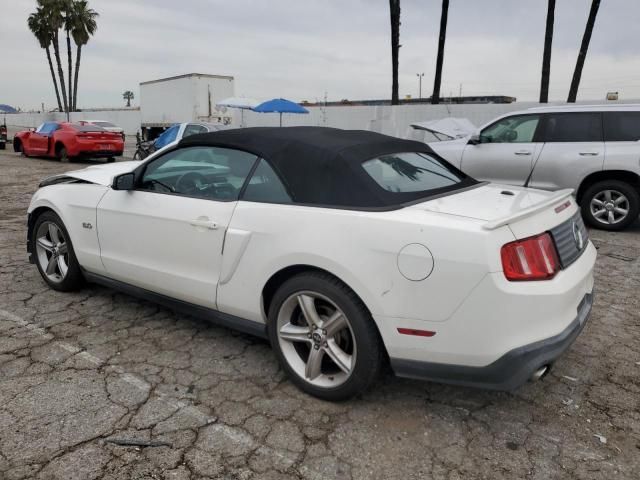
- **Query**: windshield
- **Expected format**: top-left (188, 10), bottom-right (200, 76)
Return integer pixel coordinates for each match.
top-left (362, 152), bottom-right (463, 193)
top-left (154, 124), bottom-right (180, 149)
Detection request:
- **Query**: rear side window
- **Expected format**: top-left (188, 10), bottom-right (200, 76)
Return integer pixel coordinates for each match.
top-left (362, 152), bottom-right (462, 193)
top-left (603, 112), bottom-right (640, 141)
top-left (542, 113), bottom-right (602, 142)
top-left (243, 159), bottom-right (292, 204)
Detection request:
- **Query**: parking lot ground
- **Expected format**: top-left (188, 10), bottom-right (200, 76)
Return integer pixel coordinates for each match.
top-left (0, 150), bottom-right (639, 480)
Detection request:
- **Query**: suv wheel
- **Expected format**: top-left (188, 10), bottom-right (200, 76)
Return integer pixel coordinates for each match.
top-left (581, 180), bottom-right (640, 230)
top-left (268, 272), bottom-right (383, 401)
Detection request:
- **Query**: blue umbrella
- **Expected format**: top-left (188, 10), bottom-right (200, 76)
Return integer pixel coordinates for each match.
top-left (252, 98), bottom-right (309, 127)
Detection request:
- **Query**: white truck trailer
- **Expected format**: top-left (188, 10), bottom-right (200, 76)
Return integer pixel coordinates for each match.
top-left (139, 73), bottom-right (234, 138)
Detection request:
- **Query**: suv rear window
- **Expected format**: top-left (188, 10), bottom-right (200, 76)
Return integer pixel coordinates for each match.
top-left (603, 112), bottom-right (640, 141)
top-left (362, 152), bottom-right (463, 193)
top-left (541, 113), bottom-right (602, 142)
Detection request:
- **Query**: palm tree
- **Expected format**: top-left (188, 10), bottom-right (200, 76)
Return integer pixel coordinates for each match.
top-left (431, 0), bottom-right (449, 105)
top-left (389, 0), bottom-right (401, 105)
top-left (63, 0), bottom-right (74, 110)
top-left (28, 7), bottom-right (63, 112)
top-left (69, 1), bottom-right (99, 111)
top-left (40, 0), bottom-right (69, 113)
top-left (123, 91), bottom-right (134, 108)
top-left (539, 0), bottom-right (555, 103)
top-left (568, 0), bottom-right (601, 103)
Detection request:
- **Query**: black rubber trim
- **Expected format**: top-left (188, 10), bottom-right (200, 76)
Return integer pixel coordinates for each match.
top-left (390, 292), bottom-right (593, 391)
top-left (26, 213), bottom-right (35, 264)
top-left (83, 271), bottom-right (268, 339)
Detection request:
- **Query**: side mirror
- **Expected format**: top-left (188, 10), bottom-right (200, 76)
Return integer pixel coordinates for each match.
top-left (467, 133), bottom-right (480, 145)
top-left (112, 172), bottom-right (135, 191)
top-left (30, 128), bottom-right (36, 133)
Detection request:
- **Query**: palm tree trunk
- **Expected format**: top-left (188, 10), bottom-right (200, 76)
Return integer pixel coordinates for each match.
top-left (539, 0), bottom-right (555, 103)
top-left (46, 47), bottom-right (63, 112)
top-left (431, 0), bottom-right (449, 105)
top-left (73, 45), bottom-right (82, 111)
top-left (567, 0), bottom-right (600, 103)
top-left (389, 0), bottom-right (401, 105)
top-left (66, 30), bottom-right (73, 111)
top-left (52, 31), bottom-right (69, 113)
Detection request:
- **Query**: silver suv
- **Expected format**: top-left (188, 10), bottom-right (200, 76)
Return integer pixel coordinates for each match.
top-left (429, 105), bottom-right (640, 230)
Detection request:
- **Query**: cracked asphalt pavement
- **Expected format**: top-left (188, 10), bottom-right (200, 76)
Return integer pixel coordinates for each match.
top-left (1, 150), bottom-right (639, 480)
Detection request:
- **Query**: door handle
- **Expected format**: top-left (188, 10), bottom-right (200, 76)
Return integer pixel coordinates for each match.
top-left (579, 152), bottom-right (599, 156)
top-left (189, 219), bottom-right (218, 230)
top-left (514, 150), bottom-right (532, 156)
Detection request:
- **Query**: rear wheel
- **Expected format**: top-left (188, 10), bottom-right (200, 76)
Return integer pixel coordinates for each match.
top-left (32, 211), bottom-right (84, 291)
top-left (107, 157), bottom-right (116, 163)
top-left (268, 272), bottom-right (383, 401)
top-left (56, 145), bottom-right (70, 163)
top-left (581, 180), bottom-right (640, 231)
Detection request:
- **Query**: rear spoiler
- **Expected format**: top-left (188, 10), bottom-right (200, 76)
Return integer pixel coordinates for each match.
top-left (483, 189), bottom-right (574, 230)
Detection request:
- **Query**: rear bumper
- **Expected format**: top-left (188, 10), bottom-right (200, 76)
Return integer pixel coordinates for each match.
top-left (76, 150), bottom-right (123, 158)
top-left (391, 292), bottom-right (593, 390)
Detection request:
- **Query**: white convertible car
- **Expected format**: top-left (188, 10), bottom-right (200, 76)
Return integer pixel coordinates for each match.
top-left (27, 127), bottom-right (595, 400)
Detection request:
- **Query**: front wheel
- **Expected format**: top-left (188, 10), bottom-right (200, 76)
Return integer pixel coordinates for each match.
top-left (32, 211), bottom-right (84, 291)
top-left (268, 272), bottom-right (383, 401)
top-left (581, 180), bottom-right (640, 231)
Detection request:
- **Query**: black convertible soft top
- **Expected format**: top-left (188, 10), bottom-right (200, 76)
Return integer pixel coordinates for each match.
top-left (179, 126), bottom-right (477, 209)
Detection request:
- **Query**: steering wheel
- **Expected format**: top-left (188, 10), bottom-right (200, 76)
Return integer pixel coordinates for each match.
top-left (175, 171), bottom-right (209, 195)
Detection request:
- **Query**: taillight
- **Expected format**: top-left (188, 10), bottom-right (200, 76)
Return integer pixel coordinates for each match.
top-left (500, 232), bottom-right (560, 281)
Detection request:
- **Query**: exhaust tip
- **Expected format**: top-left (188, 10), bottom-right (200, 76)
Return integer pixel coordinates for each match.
top-left (530, 365), bottom-right (550, 382)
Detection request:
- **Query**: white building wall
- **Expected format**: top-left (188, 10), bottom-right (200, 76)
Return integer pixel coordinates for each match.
top-left (4, 99), bottom-right (638, 141)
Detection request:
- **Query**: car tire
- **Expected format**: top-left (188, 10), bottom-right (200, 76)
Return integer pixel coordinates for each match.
top-left (57, 145), bottom-right (70, 163)
top-left (15, 141), bottom-right (27, 156)
top-left (581, 180), bottom-right (640, 231)
top-left (31, 211), bottom-right (85, 292)
top-left (267, 271), bottom-right (383, 401)
top-left (107, 157), bottom-right (116, 163)
top-left (0, 143), bottom-right (5, 150)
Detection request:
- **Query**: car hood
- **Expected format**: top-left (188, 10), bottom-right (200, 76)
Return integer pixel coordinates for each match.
top-left (411, 183), bottom-right (570, 223)
top-left (44, 161), bottom-right (140, 186)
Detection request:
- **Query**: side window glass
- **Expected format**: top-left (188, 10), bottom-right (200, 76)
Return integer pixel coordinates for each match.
top-left (40, 123), bottom-right (58, 135)
top-left (243, 159), bottom-right (293, 204)
top-left (140, 146), bottom-right (258, 201)
top-left (603, 112), bottom-right (640, 141)
top-left (542, 113), bottom-right (602, 142)
top-left (183, 124), bottom-right (208, 138)
top-left (480, 115), bottom-right (540, 143)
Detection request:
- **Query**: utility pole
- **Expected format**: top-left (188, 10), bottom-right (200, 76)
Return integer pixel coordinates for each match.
top-left (416, 73), bottom-right (424, 99)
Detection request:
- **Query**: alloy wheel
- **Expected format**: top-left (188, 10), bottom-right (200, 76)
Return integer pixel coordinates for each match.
top-left (276, 291), bottom-right (356, 388)
top-left (590, 189), bottom-right (629, 225)
top-left (35, 221), bottom-right (69, 283)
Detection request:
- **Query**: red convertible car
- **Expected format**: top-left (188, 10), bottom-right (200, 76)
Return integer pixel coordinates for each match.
top-left (13, 121), bottom-right (124, 162)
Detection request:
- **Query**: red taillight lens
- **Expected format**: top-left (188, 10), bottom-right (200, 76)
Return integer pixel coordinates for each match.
top-left (501, 232), bottom-right (560, 281)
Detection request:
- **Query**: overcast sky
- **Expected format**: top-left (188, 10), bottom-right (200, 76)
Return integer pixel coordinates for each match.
top-left (2, 0), bottom-right (640, 110)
